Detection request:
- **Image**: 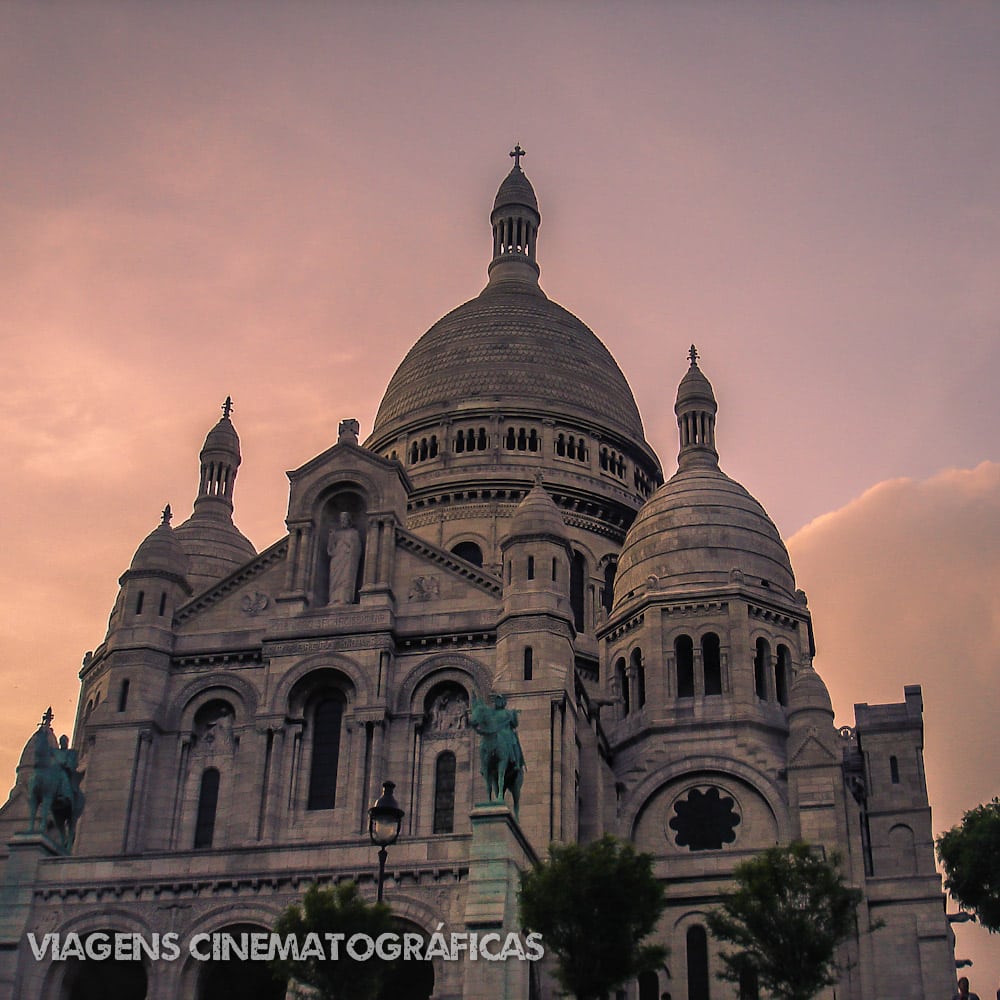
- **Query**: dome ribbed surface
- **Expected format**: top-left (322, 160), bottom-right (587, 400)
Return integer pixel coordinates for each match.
top-left (373, 284), bottom-right (644, 439)
top-left (508, 483), bottom-right (566, 539)
top-left (202, 416), bottom-right (240, 454)
top-left (493, 166), bottom-right (538, 213)
top-left (175, 512), bottom-right (256, 594)
top-left (789, 667), bottom-right (834, 716)
top-left (614, 467), bottom-right (795, 605)
top-left (676, 363), bottom-right (716, 407)
top-left (129, 521), bottom-right (190, 579)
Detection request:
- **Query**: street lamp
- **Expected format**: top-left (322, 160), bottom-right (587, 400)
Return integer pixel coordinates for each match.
top-left (368, 780), bottom-right (404, 902)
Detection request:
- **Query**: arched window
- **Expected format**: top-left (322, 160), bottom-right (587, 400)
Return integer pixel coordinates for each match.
top-left (754, 638), bottom-right (770, 700)
top-left (307, 692), bottom-right (346, 810)
top-left (638, 969), bottom-right (659, 1000)
top-left (602, 561), bottom-right (616, 614)
top-left (631, 648), bottom-right (646, 709)
top-left (616, 658), bottom-right (629, 716)
top-left (570, 551), bottom-right (586, 632)
top-left (527, 555), bottom-right (535, 580)
top-left (433, 752), bottom-right (457, 834)
top-left (523, 646), bottom-right (533, 681)
top-left (135, 590), bottom-right (145, 615)
top-left (676, 635), bottom-right (694, 698)
top-left (702, 633), bottom-right (722, 696)
top-left (775, 645), bottom-right (791, 706)
top-left (194, 768), bottom-right (220, 848)
top-left (890, 755), bottom-right (900, 784)
top-left (686, 925), bottom-right (710, 1000)
top-left (451, 541), bottom-right (483, 567)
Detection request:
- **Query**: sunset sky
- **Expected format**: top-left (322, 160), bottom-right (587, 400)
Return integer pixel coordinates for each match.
top-left (2, 2), bottom-right (998, 985)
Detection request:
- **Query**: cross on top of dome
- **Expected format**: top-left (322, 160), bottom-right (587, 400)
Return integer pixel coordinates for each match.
top-left (510, 143), bottom-right (526, 168)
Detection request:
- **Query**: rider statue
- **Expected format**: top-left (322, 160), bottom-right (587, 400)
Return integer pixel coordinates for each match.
top-left (27, 708), bottom-right (85, 852)
top-left (469, 693), bottom-right (525, 816)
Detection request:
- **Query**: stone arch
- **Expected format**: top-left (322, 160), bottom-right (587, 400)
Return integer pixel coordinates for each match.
top-left (448, 532), bottom-right (490, 568)
top-left (621, 755), bottom-right (791, 845)
top-left (289, 469), bottom-right (383, 522)
top-left (271, 653), bottom-right (370, 715)
top-left (175, 904), bottom-right (287, 1000)
top-left (392, 654), bottom-right (492, 717)
top-left (887, 823), bottom-right (917, 875)
top-left (35, 908), bottom-right (155, 1000)
top-left (167, 673), bottom-right (260, 732)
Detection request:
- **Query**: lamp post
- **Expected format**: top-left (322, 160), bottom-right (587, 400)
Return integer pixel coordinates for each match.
top-left (368, 780), bottom-right (404, 902)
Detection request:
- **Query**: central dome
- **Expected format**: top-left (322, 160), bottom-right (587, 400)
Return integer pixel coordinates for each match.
top-left (372, 281), bottom-right (644, 439)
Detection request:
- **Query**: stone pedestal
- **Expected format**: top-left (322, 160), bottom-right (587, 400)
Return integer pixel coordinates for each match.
top-left (461, 802), bottom-right (539, 1000)
top-left (0, 833), bottom-right (61, 997)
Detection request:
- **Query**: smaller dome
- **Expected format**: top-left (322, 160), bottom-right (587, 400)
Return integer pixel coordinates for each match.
top-left (789, 666), bottom-right (834, 717)
top-left (506, 482), bottom-right (566, 540)
top-left (613, 467), bottom-right (795, 606)
top-left (202, 415), bottom-right (240, 455)
top-left (129, 512), bottom-right (190, 580)
top-left (493, 165), bottom-right (538, 213)
top-left (174, 513), bottom-right (256, 592)
top-left (676, 358), bottom-right (717, 408)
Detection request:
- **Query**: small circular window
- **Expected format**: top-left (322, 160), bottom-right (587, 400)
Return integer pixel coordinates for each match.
top-left (669, 786), bottom-right (741, 851)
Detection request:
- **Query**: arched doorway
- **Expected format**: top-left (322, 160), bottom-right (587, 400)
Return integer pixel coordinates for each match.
top-left (62, 957), bottom-right (147, 1000)
top-left (379, 920), bottom-right (434, 1000)
top-left (196, 924), bottom-right (287, 1000)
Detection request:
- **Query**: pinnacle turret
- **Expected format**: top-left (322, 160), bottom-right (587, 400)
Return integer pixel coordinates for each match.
top-left (674, 345), bottom-right (719, 470)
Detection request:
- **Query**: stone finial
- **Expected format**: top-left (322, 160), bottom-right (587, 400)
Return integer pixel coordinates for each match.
top-left (40, 707), bottom-right (54, 729)
top-left (338, 419), bottom-right (360, 446)
top-left (688, 344), bottom-right (699, 366)
top-left (161, 504), bottom-right (172, 525)
top-left (222, 396), bottom-right (233, 419)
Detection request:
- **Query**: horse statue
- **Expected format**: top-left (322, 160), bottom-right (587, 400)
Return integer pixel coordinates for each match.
top-left (27, 711), bottom-right (85, 852)
top-left (469, 693), bottom-right (525, 816)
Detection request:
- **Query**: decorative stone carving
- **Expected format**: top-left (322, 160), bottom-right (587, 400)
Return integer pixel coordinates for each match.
top-left (241, 591), bottom-right (269, 616)
top-left (192, 702), bottom-right (236, 756)
top-left (427, 688), bottom-right (469, 733)
top-left (409, 575), bottom-right (440, 602)
top-left (338, 418), bottom-right (360, 445)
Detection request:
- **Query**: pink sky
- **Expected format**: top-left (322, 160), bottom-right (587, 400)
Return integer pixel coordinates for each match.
top-left (2, 2), bottom-right (998, 987)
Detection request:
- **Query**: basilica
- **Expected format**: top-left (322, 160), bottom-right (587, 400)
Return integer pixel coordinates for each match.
top-left (0, 153), bottom-right (956, 999)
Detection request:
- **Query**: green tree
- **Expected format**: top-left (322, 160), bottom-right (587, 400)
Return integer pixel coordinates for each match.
top-left (269, 881), bottom-right (396, 1000)
top-left (518, 834), bottom-right (667, 1000)
top-left (937, 797), bottom-right (1000, 932)
top-left (706, 841), bottom-right (863, 1000)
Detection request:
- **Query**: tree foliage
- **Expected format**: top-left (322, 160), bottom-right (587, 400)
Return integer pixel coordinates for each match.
top-left (937, 797), bottom-right (1000, 933)
top-left (518, 834), bottom-right (667, 1000)
top-left (706, 841), bottom-right (863, 1000)
top-left (270, 882), bottom-right (396, 1000)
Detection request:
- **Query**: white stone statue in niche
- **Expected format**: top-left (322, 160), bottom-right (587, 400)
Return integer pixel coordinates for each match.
top-left (327, 511), bottom-right (362, 605)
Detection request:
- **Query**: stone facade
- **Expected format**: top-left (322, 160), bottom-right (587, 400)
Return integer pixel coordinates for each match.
top-left (0, 157), bottom-right (955, 1000)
